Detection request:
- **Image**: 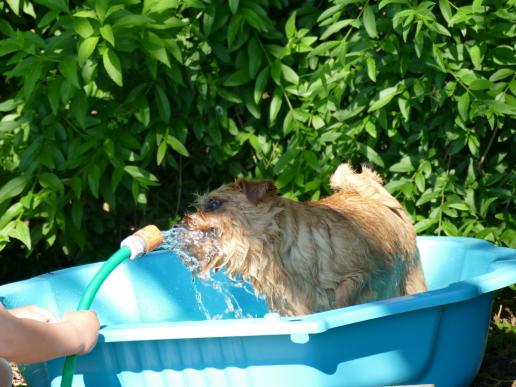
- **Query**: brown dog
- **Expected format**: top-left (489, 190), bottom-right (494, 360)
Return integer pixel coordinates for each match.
top-left (175, 163), bottom-right (427, 316)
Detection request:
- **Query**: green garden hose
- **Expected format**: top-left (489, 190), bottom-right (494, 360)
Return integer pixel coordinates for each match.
top-left (60, 226), bottom-right (163, 387)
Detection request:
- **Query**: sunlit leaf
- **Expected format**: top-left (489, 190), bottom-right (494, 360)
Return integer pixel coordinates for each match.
top-left (78, 36), bottom-right (99, 66)
top-left (102, 48), bottom-right (123, 86)
top-left (363, 5), bottom-right (378, 38)
top-left (269, 87), bottom-right (283, 123)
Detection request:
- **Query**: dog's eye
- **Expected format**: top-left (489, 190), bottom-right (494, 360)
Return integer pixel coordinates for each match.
top-left (204, 199), bottom-right (223, 212)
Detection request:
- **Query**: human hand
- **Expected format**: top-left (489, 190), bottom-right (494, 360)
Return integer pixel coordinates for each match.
top-left (61, 310), bottom-right (100, 355)
top-left (8, 305), bottom-right (57, 323)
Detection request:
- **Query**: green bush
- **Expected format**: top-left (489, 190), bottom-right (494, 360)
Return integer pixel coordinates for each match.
top-left (0, 0), bottom-right (514, 279)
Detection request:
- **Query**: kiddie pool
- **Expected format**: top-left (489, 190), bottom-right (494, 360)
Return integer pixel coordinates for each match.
top-left (1, 236), bottom-right (515, 387)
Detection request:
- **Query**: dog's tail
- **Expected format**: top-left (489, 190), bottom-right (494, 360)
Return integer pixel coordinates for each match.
top-left (330, 163), bottom-right (402, 211)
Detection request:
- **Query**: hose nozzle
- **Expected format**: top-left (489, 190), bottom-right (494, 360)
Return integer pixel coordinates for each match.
top-left (120, 225), bottom-right (163, 259)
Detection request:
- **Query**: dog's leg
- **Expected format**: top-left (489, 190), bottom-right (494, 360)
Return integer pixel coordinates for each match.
top-left (334, 273), bottom-right (371, 307)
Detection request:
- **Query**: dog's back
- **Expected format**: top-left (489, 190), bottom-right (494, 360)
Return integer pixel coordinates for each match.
top-left (326, 163), bottom-right (427, 303)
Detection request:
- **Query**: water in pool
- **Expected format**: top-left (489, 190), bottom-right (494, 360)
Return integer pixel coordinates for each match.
top-left (160, 227), bottom-right (261, 320)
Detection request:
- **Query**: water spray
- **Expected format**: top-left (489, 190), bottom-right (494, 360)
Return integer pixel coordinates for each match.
top-left (60, 225), bottom-right (163, 387)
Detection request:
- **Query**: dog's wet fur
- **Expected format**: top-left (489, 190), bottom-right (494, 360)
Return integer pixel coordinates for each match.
top-left (177, 163), bottom-right (427, 316)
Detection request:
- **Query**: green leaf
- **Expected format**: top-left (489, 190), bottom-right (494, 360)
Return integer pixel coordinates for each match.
top-left (358, 143), bottom-right (384, 167)
top-left (78, 36), bottom-right (99, 66)
top-left (39, 173), bottom-right (64, 194)
top-left (303, 150), bottom-right (319, 170)
top-left (490, 101), bottom-right (516, 116)
top-left (227, 14), bottom-right (242, 48)
top-left (389, 156), bottom-right (415, 172)
top-left (311, 115), bottom-right (325, 130)
top-left (468, 45), bottom-right (482, 69)
top-left (320, 131), bottom-right (342, 143)
top-left (157, 141), bottom-right (167, 165)
top-left (414, 218), bottom-right (437, 233)
top-left (166, 38), bottom-right (183, 63)
top-left (155, 86), bottom-right (171, 122)
top-left (100, 24), bottom-right (115, 46)
top-left (58, 57), bottom-right (80, 88)
top-left (229, 0), bottom-right (239, 14)
top-left (88, 165), bottom-right (101, 198)
top-left (363, 5), bottom-right (378, 39)
top-left (143, 0), bottom-right (179, 14)
top-left (416, 189), bottom-right (441, 206)
top-left (166, 135), bottom-right (190, 157)
top-left (414, 23), bottom-right (424, 58)
top-left (448, 202), bottom-right (470, 211)
top-left (430, 22), bottom-right (451, 37)
top-left (368, 86), bottom-right (400, 112)
top-left (113, 14), bottom-right (154, 29)
top-left (457, 92), bottom-right (470, 121)
top-left (145, 31), bottom-right (170, 67)
top-left (438, 0), bottom-right (453, 25)
top-left (223, 69), bottom-right (251, 87)
top-left (432, 44), bottom-right (447, 72)
top-left (6, 0), bottom-right (20, 15)
top-left (134, 97), bottom-right (150, 127)
top-left (10, 221), bottom-right (31, 249)
top-left (0, 203), bottom-right (22, 230)
top-left (366, 56), bottom-right (376, 82)
top-left (71, 176), bottom-right (82, 198)
top-left (244, 91), bottom-right (261, 119)
top-left (273, 145), bottom-right (298, 174)
top-left (281, 64), bottom-right (299, 84)
top-left (73, 17), bottom-right (94, 38)
top-left (73, 10), bottom-right (97, 18)
top-left (72, 200), bottom-right (83, 228)
top-left (102, 48), bottom-right (123, 86)
top-left (124, 165), bottom-right (160, 186)
top-left (468, 135), bottom-right (480, 157)
top-left (35, 0), bottom-right (67, 12)
top-left (0, 99), bottom-right (19, 112)
top-left (269, 87), bottom-right (283, 123)
top-left (285, 11), bottom-right (296, 39)
top-left (398, 97), bottom-right (410, 121)
top-left (47, 78), bottom-right (61, 114)
top-left (307, 41), bottom-right (340, 58)
top-left (271, 60), bottom-right (282, 85)
top-left (469, 79), bottom-right (494, 90)
top-left (321, 19), bottom-right (354, 40)
top-left (379, 0), bottom-right (409, 9)
top-left (489, 68), bottom-right (514, 82)
top-left (0, 176), bottom-right (29, 204)
top-left (247, 37), bottom-right (263, 79)
top-left (415, 172), bottom-right (425, 192)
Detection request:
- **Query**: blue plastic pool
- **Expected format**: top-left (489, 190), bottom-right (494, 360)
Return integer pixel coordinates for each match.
top-left (1, 236), bottom-right (515, 387)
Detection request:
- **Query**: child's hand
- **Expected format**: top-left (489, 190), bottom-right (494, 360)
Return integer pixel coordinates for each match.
top-left (61, 311), bottom-right (100, 355)
top-left (8, 305), bottom-right (57, 323)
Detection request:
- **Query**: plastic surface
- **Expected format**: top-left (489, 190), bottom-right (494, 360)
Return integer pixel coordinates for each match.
top-left (1, 237), bottom-right (514, 387)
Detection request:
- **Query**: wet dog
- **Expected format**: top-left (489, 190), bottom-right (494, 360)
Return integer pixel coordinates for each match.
top-left (175, 163), bottom-right (427, 316)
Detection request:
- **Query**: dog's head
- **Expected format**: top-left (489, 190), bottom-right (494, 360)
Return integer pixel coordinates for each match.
top-left (175, 179), bottom-right (279, 277)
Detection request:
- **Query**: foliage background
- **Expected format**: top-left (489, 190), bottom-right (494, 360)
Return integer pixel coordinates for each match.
top-left (0, 0), bottom-right (514, 279)
top-left (0, 0), bottom-right (514, 384)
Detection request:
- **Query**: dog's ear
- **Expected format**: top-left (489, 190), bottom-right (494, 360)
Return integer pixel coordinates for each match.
top-left (236, 179), bottom-right (277, 205)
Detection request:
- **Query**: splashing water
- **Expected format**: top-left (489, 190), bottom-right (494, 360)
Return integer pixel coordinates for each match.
top-left (159, 227), bottom-right (263, 320)
top-left (160, 227), bottom-right (208, 272)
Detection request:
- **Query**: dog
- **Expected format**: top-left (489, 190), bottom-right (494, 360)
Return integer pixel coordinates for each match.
top-left (175, 163), bottom-right (427, 316)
